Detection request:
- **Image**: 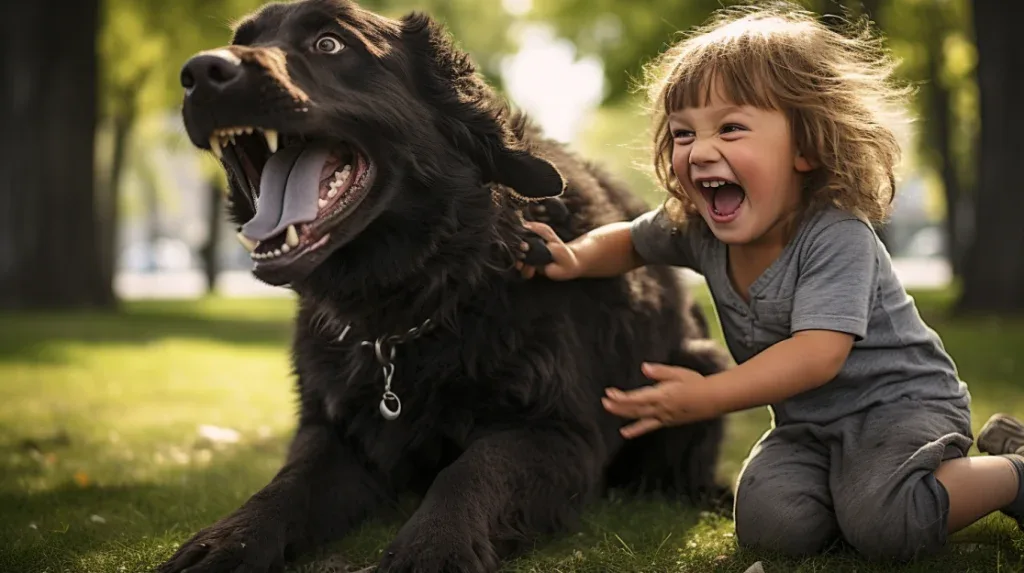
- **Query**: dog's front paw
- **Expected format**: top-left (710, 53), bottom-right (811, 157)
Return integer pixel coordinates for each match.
top-left (378, 514), bottom-right (498, 573)
top-left (155, 511), bottom-right (286, 573)
top-left (527, 198), bottom-right (571, 226)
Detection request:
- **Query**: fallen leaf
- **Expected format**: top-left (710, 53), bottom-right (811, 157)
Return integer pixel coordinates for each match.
top-left (89, 514), bottom-right (106, 524)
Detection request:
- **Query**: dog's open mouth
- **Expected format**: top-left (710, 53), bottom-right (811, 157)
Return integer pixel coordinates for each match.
top-left (209, 126), bottom-right (377, 284)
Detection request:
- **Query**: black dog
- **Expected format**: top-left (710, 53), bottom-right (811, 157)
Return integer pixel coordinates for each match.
top-left (163, 1), bottom-right (730, 571)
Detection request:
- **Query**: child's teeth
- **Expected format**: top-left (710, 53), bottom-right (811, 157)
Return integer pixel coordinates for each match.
top-left (701, 180), bottom-right (730, 188)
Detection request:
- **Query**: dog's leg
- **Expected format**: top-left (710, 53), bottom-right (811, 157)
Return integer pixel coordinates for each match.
top-left (377, 427), bottom-right (600, 573)
top-left (156, 422), bottom-right (388, 573)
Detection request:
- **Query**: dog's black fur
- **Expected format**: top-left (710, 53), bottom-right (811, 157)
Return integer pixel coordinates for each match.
top-left (164, 1), bottom-right (730, 571)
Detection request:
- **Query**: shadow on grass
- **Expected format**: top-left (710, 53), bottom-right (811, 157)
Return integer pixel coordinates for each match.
top-left (0, 301), bottom-right (298, 366)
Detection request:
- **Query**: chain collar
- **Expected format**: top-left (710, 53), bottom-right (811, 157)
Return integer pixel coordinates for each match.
top-left (336, 317), bottom-right (436, 421)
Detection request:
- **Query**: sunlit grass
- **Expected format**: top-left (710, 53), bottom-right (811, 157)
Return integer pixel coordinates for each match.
top-left (1, 287), bottom-right (1022, 572)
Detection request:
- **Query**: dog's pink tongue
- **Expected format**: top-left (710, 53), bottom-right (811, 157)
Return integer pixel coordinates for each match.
top-left (713, 185), bottom-right (745, 215)
top-left (241, 144), bottom-right (330, 241)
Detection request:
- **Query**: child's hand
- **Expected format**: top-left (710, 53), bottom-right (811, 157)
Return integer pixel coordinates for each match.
top-left (602, 362), bottom-right (723, 439)
top-left (517, 221), bottom-right (582, 280)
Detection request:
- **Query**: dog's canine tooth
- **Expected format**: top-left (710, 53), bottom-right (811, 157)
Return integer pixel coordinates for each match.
top-left (264, 129), bottom-right (278, 153)
top-left (210, 136), bottom-right (223, 159)
top-left (286, 225), bottom-right (300, 248)
top-left (236, 232), bottom-right (257, 253)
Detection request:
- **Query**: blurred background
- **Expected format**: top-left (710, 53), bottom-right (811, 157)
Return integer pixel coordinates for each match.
top-left (2, 0), bottom-right (1019, 311)
top-left (2, 2), bottom-right (1023, 571)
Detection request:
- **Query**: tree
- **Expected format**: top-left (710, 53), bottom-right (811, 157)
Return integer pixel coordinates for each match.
top-left (0, 0), bottom-right (111, 309)
top-left (957, 0), bottom-right (1024, 313)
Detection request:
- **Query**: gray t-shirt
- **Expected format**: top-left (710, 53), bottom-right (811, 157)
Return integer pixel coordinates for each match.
top-left (630, 204), bottom-right (969, 425)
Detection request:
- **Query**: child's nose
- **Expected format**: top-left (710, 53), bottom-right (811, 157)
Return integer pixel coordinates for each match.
top-left (688, 137), bottom-right (722, 165)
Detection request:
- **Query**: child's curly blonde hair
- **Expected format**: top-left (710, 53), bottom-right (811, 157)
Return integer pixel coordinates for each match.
top-left (642, 1), bottom-right (912, 226)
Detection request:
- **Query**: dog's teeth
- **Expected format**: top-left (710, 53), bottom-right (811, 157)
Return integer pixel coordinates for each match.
top-left (264, 129), bottom-right (278, 153)
top-left (209, 136), bottom-right (223, 159)
top-left (281, 244), bottom-right (291, 254)
top-left (286, 225), bottom-right (299, 248)
top-left (273, 249), bottom-right (282, 256)
top-left (327, 188), bottom-right (338, 198)
top-left (244, 127), bottom-right (253, 134)
top-left (318, 198), bottom-right (328, 208)
top-left (236, 232), bottom-right (257, 253)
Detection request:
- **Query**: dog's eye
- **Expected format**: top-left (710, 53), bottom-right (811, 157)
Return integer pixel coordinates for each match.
top-left (314, 34), bottom-right (344, 54)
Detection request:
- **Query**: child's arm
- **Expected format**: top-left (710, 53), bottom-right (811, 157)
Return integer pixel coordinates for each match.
top-left (708, 328), bottom-right (854, 411)
top-left (520, 205), bottom-right (701, 280)
top-left (521, 221), bottom-right (645, 280)
top-left (604, 330), bottom-right (853, 438)
top-left (604, 217), bottom-right (880, 438)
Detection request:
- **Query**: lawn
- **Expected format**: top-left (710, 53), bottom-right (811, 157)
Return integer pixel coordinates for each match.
top-left (2, 286), bottom-right (1024, 573)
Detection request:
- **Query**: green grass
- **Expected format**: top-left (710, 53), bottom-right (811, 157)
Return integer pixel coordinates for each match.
top-left (2, 288), bottom-right (1023, 572)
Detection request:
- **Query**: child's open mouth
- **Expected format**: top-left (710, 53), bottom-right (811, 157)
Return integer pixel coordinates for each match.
top-left (698, 180), bottom-right (745, 223)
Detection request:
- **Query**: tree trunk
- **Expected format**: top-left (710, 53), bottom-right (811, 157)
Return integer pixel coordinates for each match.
top-left (924, 12), bottom-right (965, 277)
top-left (0, 0), bottom-right (112, 309)
top-left (200, 177), bottom-right (224, 294)
top-left (958, 1), bottom-right (1024, 313)
top-left (104, 111), bottom-right (133, 286)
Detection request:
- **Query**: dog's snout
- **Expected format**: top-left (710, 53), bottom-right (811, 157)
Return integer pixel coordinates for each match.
top-left (181, 51), bottom-right (243, 94)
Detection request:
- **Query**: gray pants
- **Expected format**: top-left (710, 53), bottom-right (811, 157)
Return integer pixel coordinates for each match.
top-left (733, 396), bottom-right (974, 562)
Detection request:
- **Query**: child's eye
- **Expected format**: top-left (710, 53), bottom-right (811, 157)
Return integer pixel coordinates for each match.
top-left (721, 124), bottom-right (747, 135)
top-left (671, 129), bottom-right (695, 140)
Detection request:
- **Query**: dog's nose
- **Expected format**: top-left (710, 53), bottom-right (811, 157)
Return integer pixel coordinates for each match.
top-left (180, 52), bottom-right (243, 94)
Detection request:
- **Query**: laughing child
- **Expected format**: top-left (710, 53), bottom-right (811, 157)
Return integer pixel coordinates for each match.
top-left (518, 2), bottom-right (1024, 562)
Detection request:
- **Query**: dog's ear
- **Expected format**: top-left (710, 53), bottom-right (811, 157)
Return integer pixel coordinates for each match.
top-left (399, 12), bottom-right (565, 200)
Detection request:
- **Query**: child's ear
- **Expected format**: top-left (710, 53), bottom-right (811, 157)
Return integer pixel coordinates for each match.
top-left (795, 148), bottom-right (816, 172)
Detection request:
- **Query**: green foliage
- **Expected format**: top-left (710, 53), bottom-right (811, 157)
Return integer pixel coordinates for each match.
top-left (529, 0), bottom-right (866, 104)
top-left (878, 0), bottom-right (977, 219)
top-left (98, 0), bottom-right (519, 124)
top-left (529, 0), bottom-right (715, 104)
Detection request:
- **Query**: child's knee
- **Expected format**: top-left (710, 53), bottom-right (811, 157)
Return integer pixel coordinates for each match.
top-left (837, 473), bottom-right (950, 562)
top-left (734, 481), bottom-right (838, 556)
